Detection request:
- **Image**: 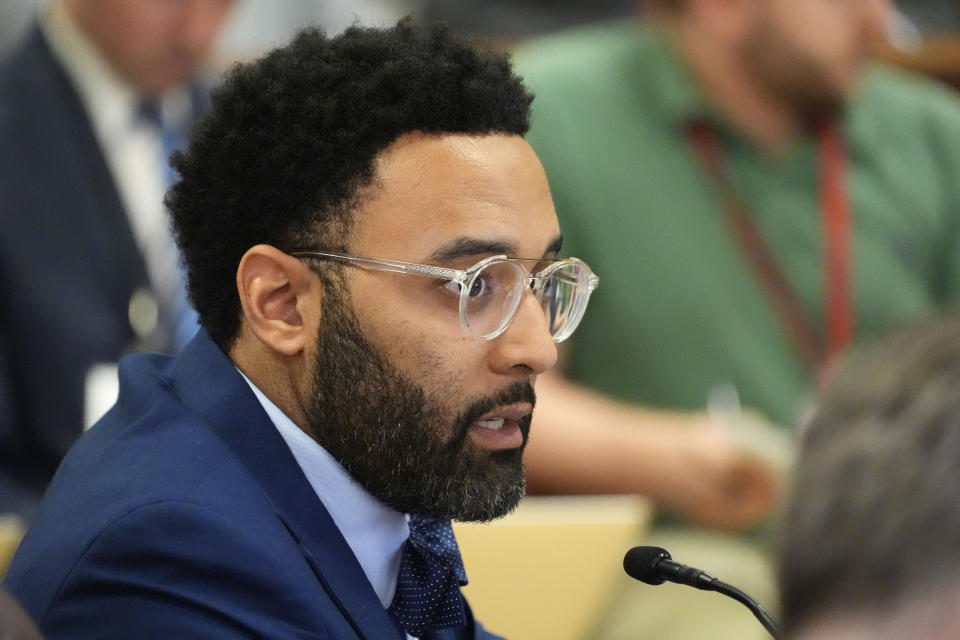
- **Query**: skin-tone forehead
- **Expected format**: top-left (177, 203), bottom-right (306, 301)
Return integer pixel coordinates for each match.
top-left (348, 133), bottom-right (562, 263)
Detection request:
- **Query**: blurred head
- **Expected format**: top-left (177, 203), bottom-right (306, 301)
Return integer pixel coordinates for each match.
top-left (168, 21), bottom-right (566, 521)
top-left (788, 591), bottom-right (960, 640)
top-left (778, 315), bottom-right (960, 638)
top-left (656, 0), bottom-right (893, 114)
top-left (63, 0), bottom-right (234, 96)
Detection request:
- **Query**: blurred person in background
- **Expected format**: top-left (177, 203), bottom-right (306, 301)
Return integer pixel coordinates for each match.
top-left (515, 0), bottom-right (960, 637)
top-left (779, 314), bottom-right (960, 640)
top-left (0, 0), bottom-right (234, 521)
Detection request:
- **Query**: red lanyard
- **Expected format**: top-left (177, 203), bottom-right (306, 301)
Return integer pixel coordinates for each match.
top-left (686, 120), bottom-right (853, 373)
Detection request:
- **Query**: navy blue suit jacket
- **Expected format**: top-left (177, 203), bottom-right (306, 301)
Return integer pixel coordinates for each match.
top-left (4, 330), bottom-right (502, 639)
top-left (0, 26), bottom-right (150, 517)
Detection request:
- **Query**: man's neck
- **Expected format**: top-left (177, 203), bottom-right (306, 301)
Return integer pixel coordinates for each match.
top-left (672, 23), bottom-right (800, 151)
top-left (230, 338), bottom-right (314, 439)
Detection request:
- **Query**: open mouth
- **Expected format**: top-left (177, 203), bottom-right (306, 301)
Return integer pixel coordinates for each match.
top-left (467, 403), bottom-right (532, 450)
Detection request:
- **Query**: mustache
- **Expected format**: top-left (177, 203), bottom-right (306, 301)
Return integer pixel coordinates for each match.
top-left (462, 381), bottom-right (537, 426)
top-left (446, 381), bottom-right (537, 451)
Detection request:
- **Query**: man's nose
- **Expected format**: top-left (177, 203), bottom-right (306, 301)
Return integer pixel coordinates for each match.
top-left (488, 291), bottom-right (559, 376)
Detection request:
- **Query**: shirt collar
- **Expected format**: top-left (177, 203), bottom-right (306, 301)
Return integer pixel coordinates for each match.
top-left (238, 372), bottom-right (409, 608)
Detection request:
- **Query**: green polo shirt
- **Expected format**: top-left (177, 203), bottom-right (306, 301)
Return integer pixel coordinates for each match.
top-left (516, 22), bottom-right (960, 426)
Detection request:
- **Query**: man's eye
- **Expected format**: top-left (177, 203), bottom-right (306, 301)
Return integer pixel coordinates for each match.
top-left (468, 275), bottom-right (496, 298)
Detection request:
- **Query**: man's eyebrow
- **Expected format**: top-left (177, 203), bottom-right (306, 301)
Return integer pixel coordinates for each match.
top-left (426, 233), bottom-right (564, 264)
top-left (427, 237), bottom-right (518, 263)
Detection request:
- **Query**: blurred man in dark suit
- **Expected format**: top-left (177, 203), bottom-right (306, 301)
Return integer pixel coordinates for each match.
top-left (0, 0), bottom-right (233, 519)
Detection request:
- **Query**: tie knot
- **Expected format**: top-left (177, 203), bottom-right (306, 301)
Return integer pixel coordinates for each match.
top-left (407, 515), bottom-right (469, 583)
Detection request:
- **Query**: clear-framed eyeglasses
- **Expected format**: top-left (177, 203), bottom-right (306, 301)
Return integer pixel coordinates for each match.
top-left (291, 251), bottom-right (599, 342)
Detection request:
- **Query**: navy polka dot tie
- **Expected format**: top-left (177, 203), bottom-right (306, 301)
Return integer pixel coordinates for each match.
top-left (389, 515), bottom-right (468, 637)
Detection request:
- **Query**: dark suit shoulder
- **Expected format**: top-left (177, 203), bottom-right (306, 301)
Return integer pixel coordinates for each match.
top-left (25, 500), bottom-right (345, 638)
top-left (4, 334), bottom-right (412, 639)
top-left (3, 349), bottom-right (352, 637)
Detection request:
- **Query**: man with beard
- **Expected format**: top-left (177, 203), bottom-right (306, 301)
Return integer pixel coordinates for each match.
top-left (3, 20), bottom-right (598, 639)
top-left (514, 0), bottom-right (960, 638)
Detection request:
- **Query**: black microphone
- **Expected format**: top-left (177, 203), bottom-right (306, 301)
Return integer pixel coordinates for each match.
top-left (623, 546), bottom-right (781, 639)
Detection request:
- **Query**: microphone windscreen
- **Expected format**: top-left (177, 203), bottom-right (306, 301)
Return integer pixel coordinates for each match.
top-left (623, 546), bottom-right (672, 585)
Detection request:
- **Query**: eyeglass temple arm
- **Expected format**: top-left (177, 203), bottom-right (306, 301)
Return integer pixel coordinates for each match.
top-left (292, 251), bottom-right (466, 282)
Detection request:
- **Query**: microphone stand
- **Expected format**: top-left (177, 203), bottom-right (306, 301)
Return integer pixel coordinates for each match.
top-left (708, 579), bottom-right (781, 638)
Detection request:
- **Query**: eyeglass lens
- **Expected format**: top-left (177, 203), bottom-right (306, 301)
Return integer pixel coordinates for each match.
top-left (462, 260), bottom-right (589, 339)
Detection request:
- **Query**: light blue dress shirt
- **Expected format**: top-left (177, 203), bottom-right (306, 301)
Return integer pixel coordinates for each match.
top-left (240, 373), bottom-right (409, 608)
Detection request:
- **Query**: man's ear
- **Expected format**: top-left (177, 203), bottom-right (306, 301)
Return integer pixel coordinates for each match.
top-left (235, 244), bottom-right (320, 357)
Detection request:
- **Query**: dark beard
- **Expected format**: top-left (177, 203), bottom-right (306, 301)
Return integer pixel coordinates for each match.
top-left (307, 289), bottom-right (533, 522)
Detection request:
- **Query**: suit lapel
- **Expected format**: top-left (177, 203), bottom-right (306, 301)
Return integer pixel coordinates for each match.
top-left (172, 330), bottom-right (403, 639)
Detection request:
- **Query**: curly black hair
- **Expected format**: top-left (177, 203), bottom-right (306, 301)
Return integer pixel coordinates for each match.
top-left (166, 18), bottom-right (533, 350)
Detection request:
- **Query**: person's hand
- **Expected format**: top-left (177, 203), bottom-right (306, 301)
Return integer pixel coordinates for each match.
top-left (521, 372), bottom-right (790, 528)
top-left (646, 414), bottom-right (784, 531)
